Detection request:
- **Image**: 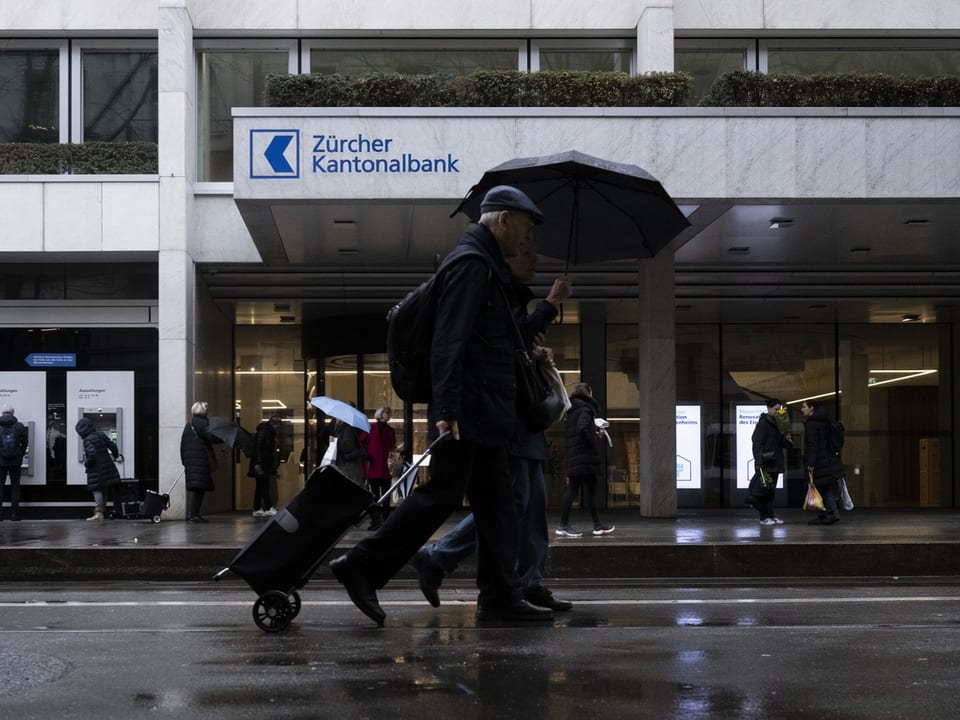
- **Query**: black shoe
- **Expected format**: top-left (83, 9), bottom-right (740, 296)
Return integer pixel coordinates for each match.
top-left (823, 510), bottom-right (840, 525)
top-left (188, 515), bottom-right (208, 523)
top-left (411, 549), bottom-right (443, 608)
top-left (330, 554), bottom-right (385, 626)
top-left (476, 599), bottom-right (554, 623)
top-left (523, 585), bottom-right (573, 612)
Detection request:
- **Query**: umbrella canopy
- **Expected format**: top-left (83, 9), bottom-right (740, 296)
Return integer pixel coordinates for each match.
top-left (207, 417), bottom-right (255, 455)
top-left (451, 150), bottom-right (690, 266)
top-left (310, 396), bottom-right (371, 433)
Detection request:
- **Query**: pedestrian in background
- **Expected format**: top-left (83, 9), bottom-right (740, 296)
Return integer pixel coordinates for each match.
top-left (556, 382), bottom-right (614, 537)
top-left (751, 398), bottom-right (789, 525)
top-left (0, 404), bottom-right (28, 522)
top-left (365, 406), bottom-right (396, 531)
top-left (75, 416), bottom-right (121, 522)
top-left (248, 414), bottom-right (281, 517)
top-left (332, 402), bottom-right (368, 485)
top-left (801, 399), bottom-right (844, 524)
top-left (179, 401), bottom-right (223, 523)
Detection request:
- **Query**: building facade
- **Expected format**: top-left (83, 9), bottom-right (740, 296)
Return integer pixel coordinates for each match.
top-left (2, 1), bottom-right (959, 517)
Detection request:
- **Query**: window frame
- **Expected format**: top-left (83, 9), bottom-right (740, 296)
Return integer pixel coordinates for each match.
top-left (674, 38), bottom-right (757, 72)
top-left (0, 38), bottom-right (69, 143)
top-left (758, 37), bottom-right (960, 74)
top-left (300, 37), bottom-right (527, 74)
top-left (529, 38), bottom-right (636, 74)
top-left (70, 38), bottom-right (158, 143)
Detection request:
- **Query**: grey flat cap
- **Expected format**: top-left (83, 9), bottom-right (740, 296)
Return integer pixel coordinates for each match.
top-left (479, 185), bottom-right (544, 224)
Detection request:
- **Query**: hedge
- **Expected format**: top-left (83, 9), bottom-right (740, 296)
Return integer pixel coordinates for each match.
top-left (0, 142), bottom-right (158, 174)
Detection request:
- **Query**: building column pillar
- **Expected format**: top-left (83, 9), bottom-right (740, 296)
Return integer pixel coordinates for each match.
top-left (158, 3), bottom-right (196, 516)
top-left (638, 250), bottom-right (677, 517)
top-left (636, 3), bottom-right (676, 73)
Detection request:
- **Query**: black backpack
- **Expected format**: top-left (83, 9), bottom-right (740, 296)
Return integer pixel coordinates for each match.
top-left (0, 425), bottom-right (20, 460)
top-left (827, 419), bottom-right (845, 455)
top-left (386, 248), bottom-right (489, 403)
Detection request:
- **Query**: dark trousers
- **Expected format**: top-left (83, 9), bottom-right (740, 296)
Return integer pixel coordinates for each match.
top-left (559, 473), bottom-right (600, 527)
top-left (0, 465), bottom-right (21, 514)
top-left (349, 438), bottom-right (520, 607)
top-left (188, 490), bottom-right (205, 518)
top-left (367, 477), bottom-right (391, 524)
top-left (253, 473), bottom-right (275, 511)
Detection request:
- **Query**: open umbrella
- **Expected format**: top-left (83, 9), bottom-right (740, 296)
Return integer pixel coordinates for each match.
top-left (451, 150), bottom-right (690, 267)
top-left (310, 396), bottom-right (370, 433)
top-left (207, 417), bottom-right (255, 455)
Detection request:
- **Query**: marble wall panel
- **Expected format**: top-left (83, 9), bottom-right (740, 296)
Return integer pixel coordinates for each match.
top-left (43, 183), bottom-right (102, 251)
top-left (725, 118), bottom-right (797, 197)
top-left (103, 183), bottom-right (159, 251)
top-left (865, 119), bottom-right (938, 197)
top-left (934, 121), bottom-right (960, 196)
top-left (0, 184), bottom-right (44, 252)
top-left (796, 118), bottom-right (867, 197)
top-left (193, 196), bottom-right (262, 262)
top-left (654, 118), bottom-right (726, 198)
top-left (761, 0), bottom-right (943, 30)
top-left (674, 0), bottom-right (764, 29)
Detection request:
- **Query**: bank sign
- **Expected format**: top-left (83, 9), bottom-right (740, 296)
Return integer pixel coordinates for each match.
top-left (249, 129), bottom-right (461, 180)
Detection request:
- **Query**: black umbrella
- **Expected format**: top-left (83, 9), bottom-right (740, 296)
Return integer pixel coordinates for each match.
top-left (208, 417), bottom-right (255, 456)
top-left (451, 150), bottom-right (690, 267)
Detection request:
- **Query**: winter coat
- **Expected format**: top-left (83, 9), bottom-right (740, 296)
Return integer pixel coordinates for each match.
top-left (509, 283), bottom-right (560, 462)
top-left (334, 421), bottom-right (368, 485)
top-left (752, 413), bottom-right (787, 474)
top-left (247, 420), bottom-right (279, 477)
top-left (803, 407), bottom-right (845, 485)
top-left (365, 420), bottom-right (396, 480)
top-left (428, 223), bottom-right (518, 446)
top-left (179, 414), bottom-right (223, 492)
top-left (75, 417), bottom-right (120, 489)
top-left (0, 413), bottom-right (28, 468)
top-left (565, 391), bottom-right (603, 478)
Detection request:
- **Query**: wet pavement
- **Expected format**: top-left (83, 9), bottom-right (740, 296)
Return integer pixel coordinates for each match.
top-left (1, 508), bottom-right (960, 581)
top-left (1, 579), bottom-right (959, 719)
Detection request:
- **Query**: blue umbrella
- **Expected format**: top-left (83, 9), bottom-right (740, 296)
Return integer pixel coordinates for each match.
top-left (310, 396), bottom-right (370, 432)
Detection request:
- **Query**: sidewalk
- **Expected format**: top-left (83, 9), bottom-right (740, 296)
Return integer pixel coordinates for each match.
top-left (2, 508), bottom-right (959, 581)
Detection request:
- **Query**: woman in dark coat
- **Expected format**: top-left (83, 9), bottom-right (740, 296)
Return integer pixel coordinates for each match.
top-left (332, 403), bottom-right (368, 486)
top-left (556, 382), bottom-right (614, 537)
top-left (76, 416), bottom-right (121, 521)
top-left (179, 401), bottom-right (223, 523)
top-left (800, 399), bottom-right (845, 524)
top-left (750, 399), bottom-right (790, 525)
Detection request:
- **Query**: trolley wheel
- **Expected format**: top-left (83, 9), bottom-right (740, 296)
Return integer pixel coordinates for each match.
top-left (253, 591), bottom-right (293, 632)
top-left (151, 515), bottom-right (162, 523)
top-left (288, 590), bottom-right (302, 618)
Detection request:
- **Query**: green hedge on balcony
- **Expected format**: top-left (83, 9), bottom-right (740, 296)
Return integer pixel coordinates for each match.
top-left (264, 70), bottom-right (695, 108)
top-left (700, 70), bottom-right (960, 107)
top-left (0, 142), bottom-right (158, 175)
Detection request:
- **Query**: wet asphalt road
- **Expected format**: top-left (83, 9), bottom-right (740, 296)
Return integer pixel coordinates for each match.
top-left (1, 579), bottom-right (959, 720)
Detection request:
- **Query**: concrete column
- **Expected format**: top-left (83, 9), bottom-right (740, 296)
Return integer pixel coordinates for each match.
top-left (158, 3), bottom-right (196, 516)
top-left (638, 250), bottom-right (677, 517)
top-left (636, 3), bottom-right (676, 73)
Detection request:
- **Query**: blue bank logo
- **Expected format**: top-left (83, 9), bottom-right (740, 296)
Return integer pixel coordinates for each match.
top-left (250, 129), bottom-right (299, 179)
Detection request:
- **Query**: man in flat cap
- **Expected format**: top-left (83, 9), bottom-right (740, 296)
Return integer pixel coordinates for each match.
top-left (332, 185), bottom-right (554, 625)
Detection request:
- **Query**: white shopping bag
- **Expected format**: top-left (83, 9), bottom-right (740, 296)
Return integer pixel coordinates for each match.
top-left (320, 437), bottom-right (338, 468)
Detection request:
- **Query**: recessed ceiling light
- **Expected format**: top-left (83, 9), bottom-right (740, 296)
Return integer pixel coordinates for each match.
top-left (849, 247), bottom-right (872, 254)
top-left (676, 304), bottom-right (693, 311)
top-left (769, 217), bottom-right (793, 229)
top-left (783, 315), bottom-right (801, 320)
top-left (808, 304), bottom-right (827, 310)
top-left (728, 246), bottom-right (750, 255)
top-left (901, 313), bottom-right (922, 323)
top-left (904, 218), bottom-right (930, 225)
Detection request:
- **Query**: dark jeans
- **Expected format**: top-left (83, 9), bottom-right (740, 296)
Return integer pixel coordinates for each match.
top-left (755, 471), bottom-right (779, 519)
top-left (253, 473), bottom-right (275, 511)
top-left (189, 490), bottom-right (205, 518)
top-left (348, 438), bottom-right (520, 608)
top-left (0, 465), bottom-right (22, 514)
top-left (367, 476), bottom-right (392, 523)
top-left (559, 473), bottom-right (600, 527)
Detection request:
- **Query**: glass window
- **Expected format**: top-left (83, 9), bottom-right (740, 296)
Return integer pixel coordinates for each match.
top-left (605, 325), bottom-right (639, 507)
top-left (539, 50), bottom-right (631, 73)
top-left (235, 325), bottom-right (304, 509)
top-left (675, 48), bottom-right (751, 104)
top-left (82, 51), bottom-right (158, 142)
top-left (198, 50), bottom-right (289, 181)
top-left (762, 41), bottom-right (960, 76)
top-left (545, 323), bottom-right (581, 506)
top-left (309, 48), bottom-right (518, 76)
top-left (0, 48), bottom-right (60, 142)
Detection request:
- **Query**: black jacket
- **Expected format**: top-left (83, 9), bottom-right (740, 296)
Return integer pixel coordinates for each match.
top-left (565, 391), bottom-right (603, 477)
top-left (0, 413), bottom-right (28, 468)
top-left (248, 420), bottom-right (279, 477)
top-left (179, 414), bottom-right (223, 492)
top-left (803, 407), bottom-right (844, 484)
top-left (752, 413), bottom-right (786, 474)
top-left (428, 223), bottom-right (517, 446)
top-left (75, 417), bottom-right (120, 489)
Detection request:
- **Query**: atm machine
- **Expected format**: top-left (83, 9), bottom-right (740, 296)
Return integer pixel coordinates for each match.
top-left (77, 407), bottom-right (123, 462)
